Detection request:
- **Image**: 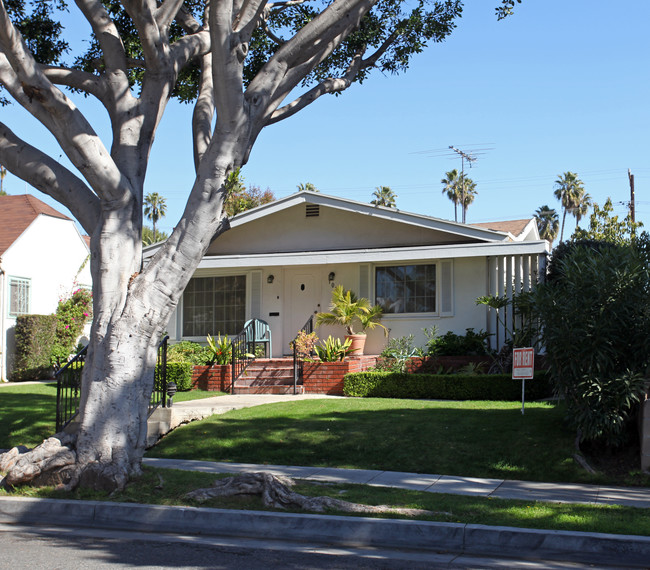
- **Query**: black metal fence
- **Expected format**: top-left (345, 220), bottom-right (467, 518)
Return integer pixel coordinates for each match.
top-left (230, 321), bottom-right (256, 394)
top-left (292, 315), bottom-right (314, 395)
top-left (55, 345), bottom-right (87, 432)
top-left (55, 336), bottom-right (170, 432)
top-left (149, 335), bottom-right (170, 415)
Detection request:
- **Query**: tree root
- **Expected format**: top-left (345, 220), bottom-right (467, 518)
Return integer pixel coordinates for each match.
top-left (0, 434), bottom-right (78, 489)
top-left (184, 472), bottom-right (440, 516)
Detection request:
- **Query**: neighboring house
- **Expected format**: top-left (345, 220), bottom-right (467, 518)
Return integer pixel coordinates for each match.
top-left (147, 191), bottom-right (549, 356)
top-left (0, 194), bottom-right (91, 381)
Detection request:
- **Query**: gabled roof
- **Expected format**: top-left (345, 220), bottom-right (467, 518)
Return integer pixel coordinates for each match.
top-left (471, 219), bottom-right (539, 241)
top-left (0, 194), bottom-right (71, 255)
top-left (229, 191), bottom-right (510, 242)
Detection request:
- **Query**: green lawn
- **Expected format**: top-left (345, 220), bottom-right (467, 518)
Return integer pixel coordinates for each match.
top-left (149, 398), bottom-right (613, 485)
top-left (0, 383), bottom-right (222, 449)
top-left (13, 466), bottom-right (650, 538)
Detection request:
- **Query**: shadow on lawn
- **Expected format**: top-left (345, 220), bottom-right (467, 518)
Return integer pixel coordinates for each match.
top-left (0, 385), bottom-right (58, 449)
top-left (148, 401), bottom-right (607, 484)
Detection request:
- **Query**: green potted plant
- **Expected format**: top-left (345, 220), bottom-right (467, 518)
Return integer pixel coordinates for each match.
top-left (315, 285), bottom-right (387, 355)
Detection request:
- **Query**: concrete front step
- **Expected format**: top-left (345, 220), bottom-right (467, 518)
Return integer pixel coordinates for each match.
top-left (234, 358), bottom-right (300, 394)
top-left (236, 376), bottom-right (294, 387)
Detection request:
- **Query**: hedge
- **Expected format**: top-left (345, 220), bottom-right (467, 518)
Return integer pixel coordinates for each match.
top-left (158, 361), bottom-right (193, 391)
top-left (12, 314), bottom-right (58, 381)
top-left (343, 371), bottom-right (552, 401)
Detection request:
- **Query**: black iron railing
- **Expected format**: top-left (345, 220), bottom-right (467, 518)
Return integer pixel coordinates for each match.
top-left (292, 315), bottom-right (314, 395)
top-left (149, 335), bottom-right (170, 415)
top-left (231, 321), bottom-right (258, 394)
top-left (55, 345), bottom-right (87, 432)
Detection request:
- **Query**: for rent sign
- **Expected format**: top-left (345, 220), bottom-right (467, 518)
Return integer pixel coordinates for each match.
top-left (512, 347), bottom-right (534, 379)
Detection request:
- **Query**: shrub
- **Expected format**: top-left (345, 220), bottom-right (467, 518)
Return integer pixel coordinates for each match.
top-left (343, 370), bottom-right (552, 401)
top-left (167, 341), bottom-right (212, 365)
top-left (311, 336), bottom-right (353, 362)
top-left (376, 334), bottom-right (422, 372)
top-left (12, 315), bottom-right (58, 381)
top-left (51, 288), bottom-right (92, 368)
top-left (536, 240), bottom-right (650, 446)
top-left (206, 333), bottom-right (232, 365)
top-left (426, 328), bottom-right (492, 356)
top-left (163, 362), bottom-right (193, 391)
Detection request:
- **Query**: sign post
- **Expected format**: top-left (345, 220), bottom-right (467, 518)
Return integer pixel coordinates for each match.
top-left (512, 347), bottom-right (534, 415)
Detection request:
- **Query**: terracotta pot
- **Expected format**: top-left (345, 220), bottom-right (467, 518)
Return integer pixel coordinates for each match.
top-left (345, 334), bottom-right (367, 355)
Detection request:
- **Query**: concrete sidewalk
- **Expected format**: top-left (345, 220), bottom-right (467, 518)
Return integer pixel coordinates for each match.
top-left (143, 457), bottom-right (650, 509)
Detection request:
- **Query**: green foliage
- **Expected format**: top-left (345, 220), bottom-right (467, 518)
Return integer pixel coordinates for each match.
top-left (377, 334), bottom-right (423, 372)
top-left (536, 241), bottom-right (650, 445)
top-left (315, 285), bottom-right (387, 336)
top-left (370, 186), bottom-right (397, 208)
top-left (571, 198), bottom-right (643, 244)
top-left (167, 341), bottom-right (212, 366)
top-left (12, 315), bottom-right (58, 381)
top-left (224, 170), bottom-right (275, 216)
top-left (476, 292), bottom-right (540, 349)
top-left (310, 336), bottom-right (353, 362)
top-left (164, 362), bottom-right (193, 391)
top-left (142, 226), bottom-right (169, 246)
top-left (51, 288), bottom-right (92, 368)
top-left (343, 371), bottom-right (551, 401)
top-left (425, 327), bottom-right (492, 356)
top-left (206, 334), bottom-right (233, 365)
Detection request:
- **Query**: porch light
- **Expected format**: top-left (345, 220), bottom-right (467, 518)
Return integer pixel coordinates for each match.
top-left (328, 272), bottom-right (335, 284)
top-left (267, 274), bottom-right (275, 284)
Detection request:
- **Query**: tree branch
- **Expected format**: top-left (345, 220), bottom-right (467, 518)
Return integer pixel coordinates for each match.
top-left (41, 65), bottom-right (108, 100)
top-left (0, 122), bottom-right (100, 234)
top-left (74, 0), bottom-right (129, 74)
top-left (247, 0), bottom-right (377, 123)
top-left (155, 0), bottom-right (186, 30)
top-left (0, 12), bottom-right (129, 203)
top-left (192, 53), bottom-right (215, 171)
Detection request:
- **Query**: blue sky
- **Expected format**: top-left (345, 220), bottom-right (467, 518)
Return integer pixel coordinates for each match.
top-left (3, 1), bottom-right (649, 239)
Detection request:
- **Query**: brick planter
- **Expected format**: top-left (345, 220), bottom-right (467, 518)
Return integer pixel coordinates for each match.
top-left (302, 356), bottom-right (377, 395)
top-left (191, 364), bottom-right (232, 392)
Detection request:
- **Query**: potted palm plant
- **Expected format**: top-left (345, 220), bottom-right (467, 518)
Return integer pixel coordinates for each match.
top-left (315, 285), bottom-right (387, 355)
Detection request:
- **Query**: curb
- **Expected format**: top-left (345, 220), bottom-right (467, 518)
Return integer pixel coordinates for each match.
top-left (2, 496), bottom-right (649, 566)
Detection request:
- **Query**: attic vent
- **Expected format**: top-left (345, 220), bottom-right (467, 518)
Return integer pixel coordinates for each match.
top-left (306, 204), bottom-right (320, 217)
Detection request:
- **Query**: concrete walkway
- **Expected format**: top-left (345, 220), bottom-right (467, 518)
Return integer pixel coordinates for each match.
top-left (143, 457), bottom-right (650, 510)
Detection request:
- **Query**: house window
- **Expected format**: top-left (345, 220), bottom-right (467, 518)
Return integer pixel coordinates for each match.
top-left (9, 277), bottom-right (30, 317)
top-left (375, 265), bottom-right (436, 314)
top-left (182, 275), bottom-right (246, 337)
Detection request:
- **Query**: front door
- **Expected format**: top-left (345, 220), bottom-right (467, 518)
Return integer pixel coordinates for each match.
top-left (285, 270), bottom-right (321, 351)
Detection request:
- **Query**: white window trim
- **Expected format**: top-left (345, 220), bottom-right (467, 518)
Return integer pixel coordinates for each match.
top-left (179, 270), bottom-right (255, 340)
top-left (8, 276), bottom-right (31, 318)
top-left (370, 260), bottom-right (454, 318)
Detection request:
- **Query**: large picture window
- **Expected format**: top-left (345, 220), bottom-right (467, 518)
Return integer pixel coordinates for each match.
top-left (9, 277), bottom-right (30, 317)
top-left (375, 265), bottom-right (436, 314)
top-left (183, 275), bottom-right (246, 337)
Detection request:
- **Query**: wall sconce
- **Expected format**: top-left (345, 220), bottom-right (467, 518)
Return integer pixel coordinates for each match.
top-left (328, 272), bottom-right (335, 284)
top-left (267, 275), bottom-right (275, 284)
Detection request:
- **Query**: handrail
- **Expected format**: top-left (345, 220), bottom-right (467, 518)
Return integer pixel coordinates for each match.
top-left (230, 320), bottom-right (258, 394)
top-left (55, 345), bottom-right (87, 432)
top-left (292, 315), bottom-right (314, 395)
top-left (149, 335), bottom-right (170, 415)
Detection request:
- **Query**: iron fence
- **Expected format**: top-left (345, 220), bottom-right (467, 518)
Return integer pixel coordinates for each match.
top-left (55, 345), bottom-right (87, 432)
top-left (292, 315), bottom-right (314, 395)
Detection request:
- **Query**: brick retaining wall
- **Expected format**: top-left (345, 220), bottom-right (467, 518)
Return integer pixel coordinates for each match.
top-left (302, 356), bottom-right (377, 395)
top-left (191, 365), bottom-right (232, 392)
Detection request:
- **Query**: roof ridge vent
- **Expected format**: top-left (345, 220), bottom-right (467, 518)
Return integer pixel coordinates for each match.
top-left (305, 204), bottom-right (320, 217)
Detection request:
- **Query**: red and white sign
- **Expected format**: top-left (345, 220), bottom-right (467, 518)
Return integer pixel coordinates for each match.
top-left (512, 347), bottom-right (534, 379)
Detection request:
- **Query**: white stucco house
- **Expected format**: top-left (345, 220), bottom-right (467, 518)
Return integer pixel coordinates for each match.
top-left (0, 194), bottom-right (92, 381)
top-left (150, 191), bottom-right (549, 356)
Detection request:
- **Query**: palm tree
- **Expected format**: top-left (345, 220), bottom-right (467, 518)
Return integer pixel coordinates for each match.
top-left (370, 186), bottom-right (397, 208)
top-left (143, 192), bottom-right (167, 238)
top-left (534, 205), bottom-right (559, 244)
top-left (0, 165), bottom-right (7, 195)
top-left (441, 169), bottom-right (461, 222)
top-left (553, 171), bottom-right (586, 243)
top-left (460, 175), bottom-right (477, 223)
top-left (572, 191), bottom-right (592, 229)
top-left (297, 182), bottom-right (318, 192)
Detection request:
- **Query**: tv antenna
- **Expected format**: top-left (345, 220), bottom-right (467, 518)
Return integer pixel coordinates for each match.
top-left (411, 144), bottom-right (493, 223)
